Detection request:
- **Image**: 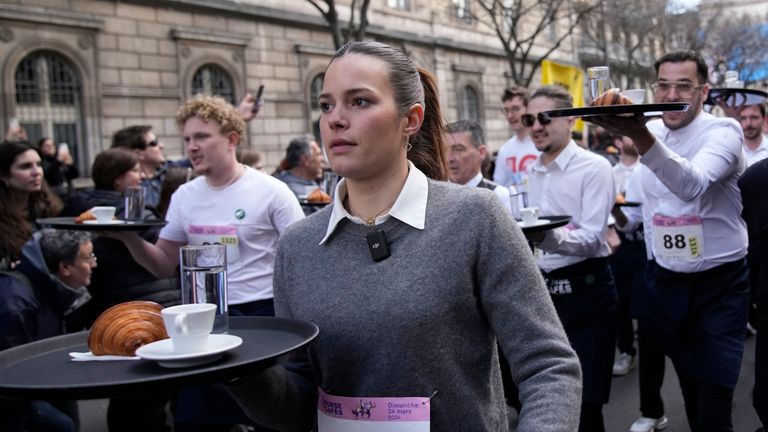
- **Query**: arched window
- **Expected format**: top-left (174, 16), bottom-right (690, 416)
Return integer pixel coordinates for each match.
top-left (459, 85), bottom-right (480, 122)
top-left (309, 73), bottom-right (325, 141)
top-left (191, 64), bottom-right (235, 104)
top-left (14, 50), bottom-right (83, 163)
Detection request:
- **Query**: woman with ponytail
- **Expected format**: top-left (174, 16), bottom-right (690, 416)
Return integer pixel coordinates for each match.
top-left (0, 141), bottom-right (62, 269)
top-left (227, 41), bottom-right (581, 432)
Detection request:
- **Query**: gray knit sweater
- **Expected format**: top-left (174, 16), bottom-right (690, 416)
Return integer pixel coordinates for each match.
top-left (229, 180), bottom-right (581, 431)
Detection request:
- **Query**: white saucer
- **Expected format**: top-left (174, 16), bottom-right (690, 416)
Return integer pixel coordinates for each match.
top-left (83, 220), bottom-right (126, 225)
top-left (136, 334), bottom-right (242, 368)
top-left (518, 218), bottom-right (551, 228)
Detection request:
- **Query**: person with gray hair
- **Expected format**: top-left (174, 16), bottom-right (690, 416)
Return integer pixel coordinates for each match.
top-left (445, 120), bottom-right (512, 212)
top-left (274, 134), bottom-right (325, 197)
top-left (0, 228), bottom-right (96, 431)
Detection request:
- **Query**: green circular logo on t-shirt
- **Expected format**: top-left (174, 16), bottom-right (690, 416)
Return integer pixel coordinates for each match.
top-left (235, 209), bottom-right (246, 219)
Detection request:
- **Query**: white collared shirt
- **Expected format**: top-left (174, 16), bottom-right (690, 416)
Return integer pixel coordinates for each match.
top-left (319, 161), bottom-right (427, 245)
top-left (744, 135), bottom-right (768, 167)
top-left (528, 141), bottom-right (615, 272)
top-left (613, 159), bottom-right (640, 195)
top-left (619, 112), bottom-right (748, 272)
top-left (462, 172), bottom-right (513, 213)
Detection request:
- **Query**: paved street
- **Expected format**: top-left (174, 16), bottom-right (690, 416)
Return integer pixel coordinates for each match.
top-left (79, 336), bottom-right (761, 431)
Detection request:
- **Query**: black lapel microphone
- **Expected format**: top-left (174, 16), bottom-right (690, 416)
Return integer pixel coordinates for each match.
top-left (366, 230), bottom-right (390, 262)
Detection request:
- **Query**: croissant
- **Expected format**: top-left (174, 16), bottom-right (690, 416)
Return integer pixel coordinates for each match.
top-left (75, 210), bottom-right (96, 224)
top-left (306, 188), bottom-right (331, 203)
top-left (88, 301), bottom-right (168, 356)
top-left (591, 88), bottom-right (633, 106)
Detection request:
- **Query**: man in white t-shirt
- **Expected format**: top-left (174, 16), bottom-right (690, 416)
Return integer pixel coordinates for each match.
top-left (120, 95), bottom-right (304, 313)
top-left (493, 86), bottom-right (539, 189)
top-left (445, 120), bottom-right (512, 212)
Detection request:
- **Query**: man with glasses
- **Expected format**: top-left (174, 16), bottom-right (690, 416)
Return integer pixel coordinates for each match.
top-left (595, 50), bottom-right (747, 432)
top-left (493, 86), bottom-right (539, 189)
top-left (111, 125), bottom-right (167, 209)
top-left (1, 229), bottom-right (95, 431)
top-left (523, 85), bottom-right (617, 432)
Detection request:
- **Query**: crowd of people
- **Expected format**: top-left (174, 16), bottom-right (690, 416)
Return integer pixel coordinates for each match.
top-left (0, 41), bottom-right (767, 432)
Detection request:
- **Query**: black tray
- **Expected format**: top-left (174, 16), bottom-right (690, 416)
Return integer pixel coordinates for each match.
top-left (0, 316), bottom-right (318, 399)
top-left (545, 103), bottom-right (689, 118)
top-left (705, 88), bottom-right (767, 107)
top-left (517, 215), bottom-right (572, 234)
top-left (37, 217), bottom-right (167, 232)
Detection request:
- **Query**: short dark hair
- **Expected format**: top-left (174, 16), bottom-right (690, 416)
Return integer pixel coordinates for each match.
top-left (531, 85), bottom-right (573, 109)
top-left (501, 86), bottom-right (529, 105)
top-left (653, 50), bottom-right (709, 84)
top-left (445, 120), bottom-right (485, 148)
top-left (91, 148), bottom-right (139, 190)
top-left (111, 125), bottom-right (152, 150)
top-left (744, 103), bottom-right (767, 117)
top-left (39, 228), bottom-right (91, 272)
top-left (285, 134), bottom-right (316, 169)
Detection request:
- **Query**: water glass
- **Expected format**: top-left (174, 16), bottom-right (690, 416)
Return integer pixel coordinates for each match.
top-left (179, 244), bottom-right (228, 334)
top-left (587, 66), bottom-right (610, 102)
top-left (124, 186), bottom-right (145, 221)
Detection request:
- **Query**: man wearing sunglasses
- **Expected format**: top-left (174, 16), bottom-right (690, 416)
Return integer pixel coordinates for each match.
top-left (111, 125), bottom-right (167, 209)
top-left (593, 50), bottom-right (747, 432)
top-left (524, 85), bottom-right (617, 432)
top-left (493, 86), bottom-right (538, 189)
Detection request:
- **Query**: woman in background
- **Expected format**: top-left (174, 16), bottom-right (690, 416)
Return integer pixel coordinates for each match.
top-left (0, 141), bottom-right (62, 269)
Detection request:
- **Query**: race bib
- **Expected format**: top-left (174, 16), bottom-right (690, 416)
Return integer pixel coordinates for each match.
top-left (652, 214), bottom-right (704, 261)
top-left (188, 224), bottom-right (240, 262)
top-left (317, 389), bottom-right (430, 432)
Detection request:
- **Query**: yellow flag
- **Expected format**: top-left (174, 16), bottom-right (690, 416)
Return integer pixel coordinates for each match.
top-left (541, 60), bottom-right (584, 133)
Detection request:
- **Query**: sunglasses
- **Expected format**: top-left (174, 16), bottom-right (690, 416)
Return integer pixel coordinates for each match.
top-left (146, 140), bottom-right (159, 148)
top-left (520, 112), bottom-right (552, 128)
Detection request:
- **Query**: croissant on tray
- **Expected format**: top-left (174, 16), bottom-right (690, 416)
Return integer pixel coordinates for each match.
top-left (88, 301), bottom-right (168, 356)
top-left (306, 188), bottom-right (331, 204)
top-left (591, 88), bottom-right (634, 106)
top-left (75, 210), bottom-right (96, 224)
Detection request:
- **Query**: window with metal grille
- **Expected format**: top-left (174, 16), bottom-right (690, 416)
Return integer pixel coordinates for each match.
top-left (13, 51), bottom-right (83, 169)
top-left (459, 85), bottom-right (480, 122)
top-left (388, 0), bottom-right (411, 10)
top-left (191, 64), bottom-right (235, 104)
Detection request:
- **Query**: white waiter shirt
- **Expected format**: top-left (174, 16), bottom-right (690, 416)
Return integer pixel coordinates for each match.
top-left (529, 141), bottom-right (615, 272)
top-left (618, 112), bottom-right (747, 273)
top-left (744, 135), bottom-right (768, 167)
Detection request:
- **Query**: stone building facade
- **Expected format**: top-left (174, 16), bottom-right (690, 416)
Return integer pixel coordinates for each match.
top-left (0, 0), bottom-right (585, 173)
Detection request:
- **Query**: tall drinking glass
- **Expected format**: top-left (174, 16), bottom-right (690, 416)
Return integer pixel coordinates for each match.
top-left (124, 186), bottom-right (145, 221)
top-left (179, 244), bottom-right (228, 334)
top-left (587, 66), bottom-right (610, 103)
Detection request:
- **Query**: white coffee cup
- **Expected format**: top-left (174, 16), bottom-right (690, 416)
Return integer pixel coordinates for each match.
top-left (521, 207), bottom-right (540, 226)
top-left (90, 206), bottom-right (116, 223)
top-left (161, 303), bottom-right (216, 354)
top-left (620, 89), bottom-right (645, 104)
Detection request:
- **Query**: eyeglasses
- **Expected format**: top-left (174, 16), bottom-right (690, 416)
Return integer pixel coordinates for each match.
top-left (520, 112), bottom-right (552, 128)
top-left (651, 81), bottom-right (704, 98)
top-left (146, 140), bottom-right (159, 147)
top-left (76, 252), bottom-right (97, 264)
top-left (500, 106), bottom-right (522, 115)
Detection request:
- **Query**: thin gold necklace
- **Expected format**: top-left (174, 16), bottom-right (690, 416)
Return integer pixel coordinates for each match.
top-left (346, 196), bottom-right (397, 226)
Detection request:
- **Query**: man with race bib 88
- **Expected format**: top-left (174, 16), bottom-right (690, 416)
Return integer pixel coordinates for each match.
top-left (597, 50), bottom-right (748, 432)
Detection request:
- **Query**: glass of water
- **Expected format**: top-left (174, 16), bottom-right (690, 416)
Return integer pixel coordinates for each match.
top-left (123, 186), bottom-right (145, 221)
top-left (179, 244), bottom-right (228, 334)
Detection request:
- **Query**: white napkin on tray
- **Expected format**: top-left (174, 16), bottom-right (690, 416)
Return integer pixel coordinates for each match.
top-left (69, 351), bottom-right (140, 361)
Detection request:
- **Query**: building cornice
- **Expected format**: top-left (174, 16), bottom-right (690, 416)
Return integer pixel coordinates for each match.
top-left (170, 27), bottom-right (252, 47)
top-left (0, 4), bottom-right (104, 30)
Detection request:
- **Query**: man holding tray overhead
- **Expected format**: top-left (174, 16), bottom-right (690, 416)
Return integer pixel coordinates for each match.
top-left (593, 50), bottom-right (747, 432)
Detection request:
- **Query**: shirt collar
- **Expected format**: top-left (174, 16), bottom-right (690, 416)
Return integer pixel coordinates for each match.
top-left (462, 172), bottom-right (484, 188)
top-left (532, 140), bottom-right (578, 172)
top-left (319, 161), bottom-right (428, 245)
top-left (662, 110), bottom-right (705, 144)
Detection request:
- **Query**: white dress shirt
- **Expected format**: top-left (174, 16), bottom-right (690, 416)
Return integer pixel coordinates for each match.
top-left (613, 159), bottom-right (640, 195)
top-left (529, 141), bottom-right (615, 272)
top-left (618, 112), bottom-right (748, 273)
top-left (320, 161), bottom-right (427, 245)
top-left (744, 135), bottom-right (768, 167)
top-left (463, 172), bottom-right (513, 213)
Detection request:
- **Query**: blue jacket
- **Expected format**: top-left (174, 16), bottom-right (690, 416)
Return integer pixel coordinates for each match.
top-left (0, 233), bottom-right (90, 351)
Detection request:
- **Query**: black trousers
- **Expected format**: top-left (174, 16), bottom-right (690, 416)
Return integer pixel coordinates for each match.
top-left (754, 263), bottom-right (768, 427)
top-left (637, 318), bottom-right (666, 419)
top-left (678, 371), bottom-right (734, 432)
top-left (609, 234), bottom-right (645, 357)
